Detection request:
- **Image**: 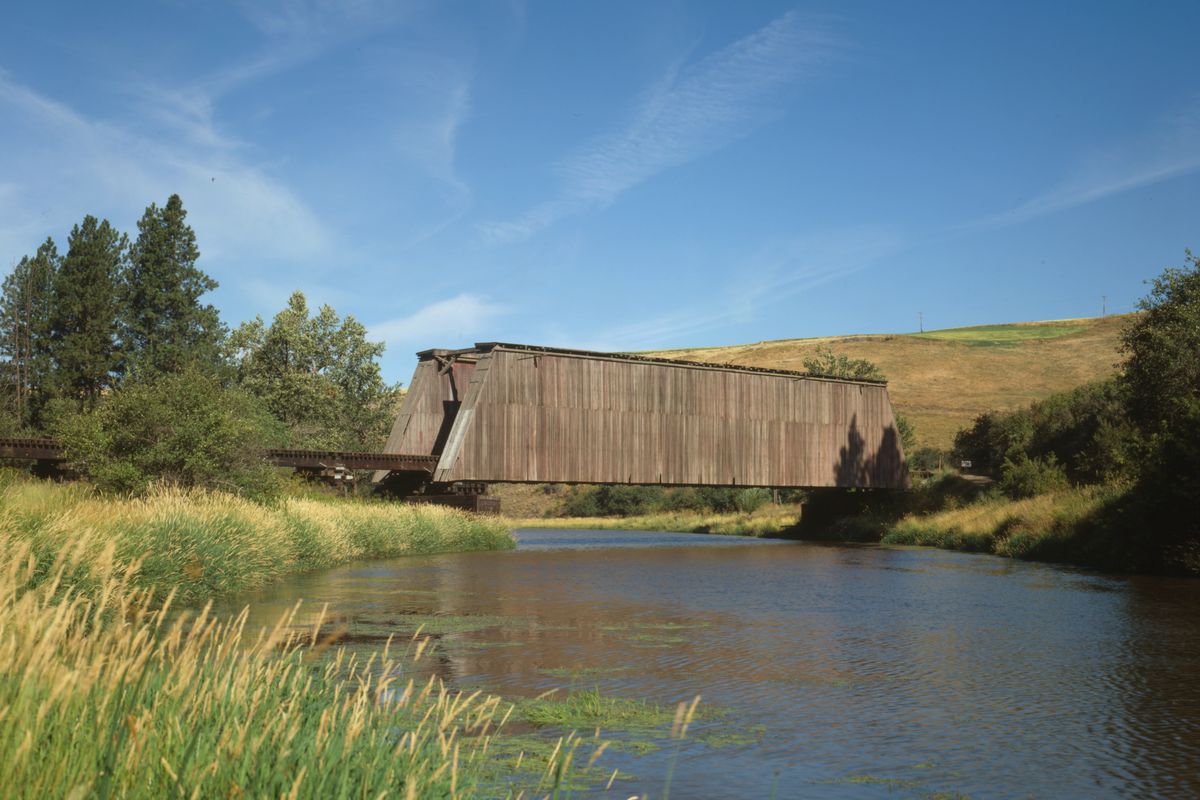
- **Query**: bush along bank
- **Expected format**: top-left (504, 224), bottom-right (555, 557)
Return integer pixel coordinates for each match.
top-left (0, 475), bottom-right (514, 606)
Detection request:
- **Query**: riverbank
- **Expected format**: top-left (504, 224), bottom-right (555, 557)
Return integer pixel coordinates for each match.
top-left (0, 474), bottom-right (514, 605)
top-left (512, 478), bottom-right (1158, 574)
top-left (0, 479), bottom-right (631, 797)
top-left (802, 481), bottom-right (1153, 573)
top-left (506, 502), bottom-right (801, 537)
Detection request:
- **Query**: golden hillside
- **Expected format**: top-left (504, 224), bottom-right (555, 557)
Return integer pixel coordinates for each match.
top-left (653, 315), bottom-right (1132, 450)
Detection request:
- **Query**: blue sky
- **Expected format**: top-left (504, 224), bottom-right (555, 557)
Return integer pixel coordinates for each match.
top-left (2, 1), bottom-right (1198, 382)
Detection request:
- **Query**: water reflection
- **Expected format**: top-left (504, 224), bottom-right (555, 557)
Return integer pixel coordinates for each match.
top-left (220, 529), bottom-right (1200, 798)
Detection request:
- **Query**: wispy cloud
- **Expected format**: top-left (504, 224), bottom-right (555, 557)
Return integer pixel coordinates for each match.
top-left (232, 0), bottom-right (420, 39)
top-left (582, 227), bottom-right (900, 351)
top-left (125, 1), bottom-right (423, 157)
top-left (0, 0), bottom-right (478, 280)
top-left (966, 99), bottom-right (1200, 231)
top-left (369, 294), bottom-right (508, 351)
top-left (387, 61), bottom-right (476, 248)
top-left (0, 73), bottom-right (329, 265)
top-left (478, 10), bottom-right (840, 244)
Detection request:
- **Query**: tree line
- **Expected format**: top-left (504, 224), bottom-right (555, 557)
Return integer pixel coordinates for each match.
top-left (0, 195), bottom-right (399, 494)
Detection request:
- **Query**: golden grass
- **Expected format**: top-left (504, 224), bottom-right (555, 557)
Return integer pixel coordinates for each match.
top-left (0, 476), bottom-right (514, 605)
top-left (881, 485), bottom-right (1123, 561)
top-left (0, 529), bottom-right (601, 798)
top-left (653, 315), bottom-right (1132, 449)
top-left (506, 503), bottom-right (801, 537)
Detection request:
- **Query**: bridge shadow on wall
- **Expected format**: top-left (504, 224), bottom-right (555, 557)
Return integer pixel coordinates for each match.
top-left (834, 414), bottom-right (906, 488)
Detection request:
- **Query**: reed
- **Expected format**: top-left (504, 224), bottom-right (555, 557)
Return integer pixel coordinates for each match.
top-left (0, 476), bottom-right (514, 605)
top-left (881, 484), bottom-right (1128, 564)
top-left (0, 529), bottom-right (585, 798)
top-left (507, 504), bottom-right (800, 538)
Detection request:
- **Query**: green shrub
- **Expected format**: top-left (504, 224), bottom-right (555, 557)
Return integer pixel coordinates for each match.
top-left (908, 447), bottom-right (948, 471)
top-left (662, 487), bottom-right (707, 512)
top-left (559, 484), bottom-right (776, 517)
top-left (734, 488), bottom-right (772, 513)
top-left (561, 484), bottom-right (666, 516)
top-left (999, 453), bottom-right (1069, 499)
top-left (692, 488), bottom-right (746, 513)
top-left (1120, 252), bottom-right (1200, 568)
top-left (953, 380), bottom-right (1137, 483)
top-left (663, 486), bottom-right (769, 513)
top-left (51, 366), bottom-right (286, 498)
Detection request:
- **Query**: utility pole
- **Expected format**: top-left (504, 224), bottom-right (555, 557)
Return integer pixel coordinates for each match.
top-left (918, 311), bottom-right (924, 333)
top-left (1102, 295), bottom-right (1107, 317)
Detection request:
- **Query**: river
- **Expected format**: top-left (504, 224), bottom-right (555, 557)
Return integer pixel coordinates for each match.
top-left (223, 529), bottom-right (1200, 798)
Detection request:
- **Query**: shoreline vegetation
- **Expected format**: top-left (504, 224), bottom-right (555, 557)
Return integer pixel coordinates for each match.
top-left (795, 477), bottom-right (1145, 573)
top-left (0, 533), bottom-right (636, 798)
top-left (0, 476), bottom-right (671, 797)
top-left (881, 485), bottom-right (1122, 561)
top-left (505, 503), bottom-right (801, 538)
top-left (507, 478), bottom-right (1156, 575)
top-left (0, 473), bottom-right (514, 606)
top-left (0, 546), bottom-right (513, 798)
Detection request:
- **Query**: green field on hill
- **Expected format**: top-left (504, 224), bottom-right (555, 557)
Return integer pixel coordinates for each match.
top-left (654, 315), bottom-right (1132, 450)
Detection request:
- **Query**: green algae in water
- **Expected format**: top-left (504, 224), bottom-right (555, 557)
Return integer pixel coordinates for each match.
top-left (473, 733), bottom-right (634, 793)
top-left (597, 620), bottom-right (708, 633)
top-left (821, 771), bottom-right (972, 799)
top-left (507, 688), bottom-right (745, 743)
top-left (537, 665), bottom-right (631, 679)
top-left (834, 774), bottom-right (925, 789)
top-left (357, 612), bottom-right (527, 635)
top-left (620, 632), bottom-right (689, 644)
top-left (693, 724), bottom-right (766, 749)
top-left (435, 638), bottom-right (524, 651)
top-left (515, 689), bottom-right (679, 730)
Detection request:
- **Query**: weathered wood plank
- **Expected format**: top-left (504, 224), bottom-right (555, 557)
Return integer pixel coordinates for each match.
top-left (404, 343), bottom-right (907, 489)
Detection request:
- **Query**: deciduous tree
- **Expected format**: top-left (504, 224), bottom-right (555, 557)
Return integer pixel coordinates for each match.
top-left (230, 291), bottom-right (398, 449)
top-left (1120, 250), bottom-right (1200, 564)
top-left (802, 346), bottom-right (886, 381)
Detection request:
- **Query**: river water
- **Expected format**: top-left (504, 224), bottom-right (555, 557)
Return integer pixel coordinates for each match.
top-left (225, 529), bottom-right (1200, 798)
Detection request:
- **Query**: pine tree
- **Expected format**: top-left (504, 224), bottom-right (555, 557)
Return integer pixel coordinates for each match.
top-left (0, 238), bottom-right (59, 429)
top-left (123, 194), bottom-right (223, 374)
top-left (50, 216), bottom-right (126, 408)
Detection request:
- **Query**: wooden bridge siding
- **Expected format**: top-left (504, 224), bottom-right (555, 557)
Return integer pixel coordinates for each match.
top-left (441, 349), bottom-right (905, 488)
top-left (380, 360), bottom-right (478, 459)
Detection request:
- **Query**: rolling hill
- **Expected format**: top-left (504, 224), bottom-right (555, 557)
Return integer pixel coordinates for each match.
top-left (652, 315), bottom-right (1132, 450)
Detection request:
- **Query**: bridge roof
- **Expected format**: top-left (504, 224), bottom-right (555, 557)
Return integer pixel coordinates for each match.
top-left (415, 341), bottom-right (888, 386)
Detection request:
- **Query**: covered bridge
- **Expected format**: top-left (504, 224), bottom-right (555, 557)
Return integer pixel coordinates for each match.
top-left (376, 343), bottom-right (907, 491)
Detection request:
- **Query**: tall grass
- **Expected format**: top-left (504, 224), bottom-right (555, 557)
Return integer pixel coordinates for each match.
top-left (508, 503), bottom-right (801, 537)
top-left (0, 533), bottom-right (580, 798)
top-left (881, 484), bottom-right (1131, 566)
top-left (0, 476), bottom-right (514, 605)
